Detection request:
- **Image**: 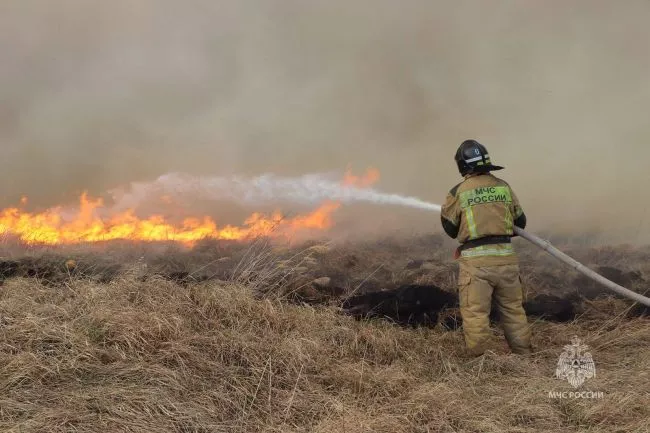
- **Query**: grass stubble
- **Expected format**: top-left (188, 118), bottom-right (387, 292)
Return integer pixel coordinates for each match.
top-left (0, 235), bottom-right (648, 433)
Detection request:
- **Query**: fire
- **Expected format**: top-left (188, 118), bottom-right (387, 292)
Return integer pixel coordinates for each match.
top-left (0, 168), bottom-right (378, 246)
top-left (343, 166), bottom-right (380, 187)
top-left (0, 194), bottom-right (339, 245)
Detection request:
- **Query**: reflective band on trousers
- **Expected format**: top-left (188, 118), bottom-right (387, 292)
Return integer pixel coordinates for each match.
top-left (460, 244), bottom-right (515, 258)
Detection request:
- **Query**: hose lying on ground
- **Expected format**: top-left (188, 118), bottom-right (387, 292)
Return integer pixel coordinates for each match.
top-left (407, 201), bottom-right (649, 306)
top-left (409, 200), bottom-right (650, 307)
top-left (512, 226), bottom-right (650, 307)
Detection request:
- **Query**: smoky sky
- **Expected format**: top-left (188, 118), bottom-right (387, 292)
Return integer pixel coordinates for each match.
top-left (1, 0), bottom-right (649, 242)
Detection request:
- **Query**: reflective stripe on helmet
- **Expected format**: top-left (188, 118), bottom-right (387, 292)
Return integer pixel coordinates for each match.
top-left (465, 154), bottom-right (488, 163)
top-left (460, 244), bottom-right (514, 258)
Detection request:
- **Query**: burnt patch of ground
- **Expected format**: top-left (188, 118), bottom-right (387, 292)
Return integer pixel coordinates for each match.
top-left (522, 294), bottom-right (578, 322)
top-left (0, 256), bottom-right (122, 286)
top-left (571, 266), bottom-right (647, 300)
top-left (341, 285), bottom-right (580, 329)
top-left (628, 303), bottom-right (650, 318)
top-left (341, 284), bottom-right (457, 328)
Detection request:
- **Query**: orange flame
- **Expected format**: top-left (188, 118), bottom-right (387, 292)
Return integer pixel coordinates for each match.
top-left (0, 169), bottom-right (378, 246)
top-left (343, 166), bottom-right (380, 188)
top-left (0, 194), bottom-right (338, 245)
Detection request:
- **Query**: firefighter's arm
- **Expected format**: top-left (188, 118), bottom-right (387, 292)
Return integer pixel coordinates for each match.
top-left (440, 190), bottom-right (460, 238)
top-left (514, 212), bottom-right (527, 229)
top-left (510, 188), bottom-right (527, 230)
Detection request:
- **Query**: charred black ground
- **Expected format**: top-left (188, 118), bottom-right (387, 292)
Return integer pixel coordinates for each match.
top-left (1, 234), bottom-right (648, 326)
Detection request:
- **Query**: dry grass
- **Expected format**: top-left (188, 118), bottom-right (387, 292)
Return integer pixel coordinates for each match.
top-left (0, 280), bottom-right (648, 432)
top-left (0, 236), bottom-right (649, 432)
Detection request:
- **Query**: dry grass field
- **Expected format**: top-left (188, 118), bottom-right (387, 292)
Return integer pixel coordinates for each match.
top-left (1, 234), bottom-right (648, 432)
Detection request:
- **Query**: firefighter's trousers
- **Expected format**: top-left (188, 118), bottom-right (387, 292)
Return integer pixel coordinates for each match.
top-left (458, 261), bottom-right (532, 355)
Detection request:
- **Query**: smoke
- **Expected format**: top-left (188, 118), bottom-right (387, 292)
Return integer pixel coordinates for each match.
top-left (1, 0), bottom-right (649, 242)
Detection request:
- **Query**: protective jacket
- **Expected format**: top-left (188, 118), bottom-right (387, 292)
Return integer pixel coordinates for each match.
top-left (440, 172), bottom-right (527, 266)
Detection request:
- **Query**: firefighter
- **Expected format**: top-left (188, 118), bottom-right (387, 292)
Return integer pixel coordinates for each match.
top-left (440, 139), bottom-right (532, 356)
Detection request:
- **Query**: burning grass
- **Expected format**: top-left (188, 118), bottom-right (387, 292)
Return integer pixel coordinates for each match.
top-left (0, 235), bottom-right (649, 432)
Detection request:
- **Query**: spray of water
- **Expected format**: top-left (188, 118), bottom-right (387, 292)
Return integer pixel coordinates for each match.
top-left (109, 171), bottom-right (442, 213)
top-left (66, 171), bottom-right (650, 306)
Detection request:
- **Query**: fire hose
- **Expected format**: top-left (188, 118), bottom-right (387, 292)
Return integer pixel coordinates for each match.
top-left (512, 226), bottom-right (650, 307)
top-left (415, 202), bottom-right (650, 307)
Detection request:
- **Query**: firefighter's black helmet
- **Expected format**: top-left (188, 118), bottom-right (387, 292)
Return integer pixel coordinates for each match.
top-left (454, 139), bottom-right (504, 176)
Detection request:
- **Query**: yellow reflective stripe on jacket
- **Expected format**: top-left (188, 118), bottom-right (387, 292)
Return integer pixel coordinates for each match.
top-left (465, 206), bottom-right (478, 239)
top-left (504, 207), bottom-right (513, 233)
top-left (460, 244), bottom-right (515, 258)
top-left (514, 205), bottom-right (524, 219)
